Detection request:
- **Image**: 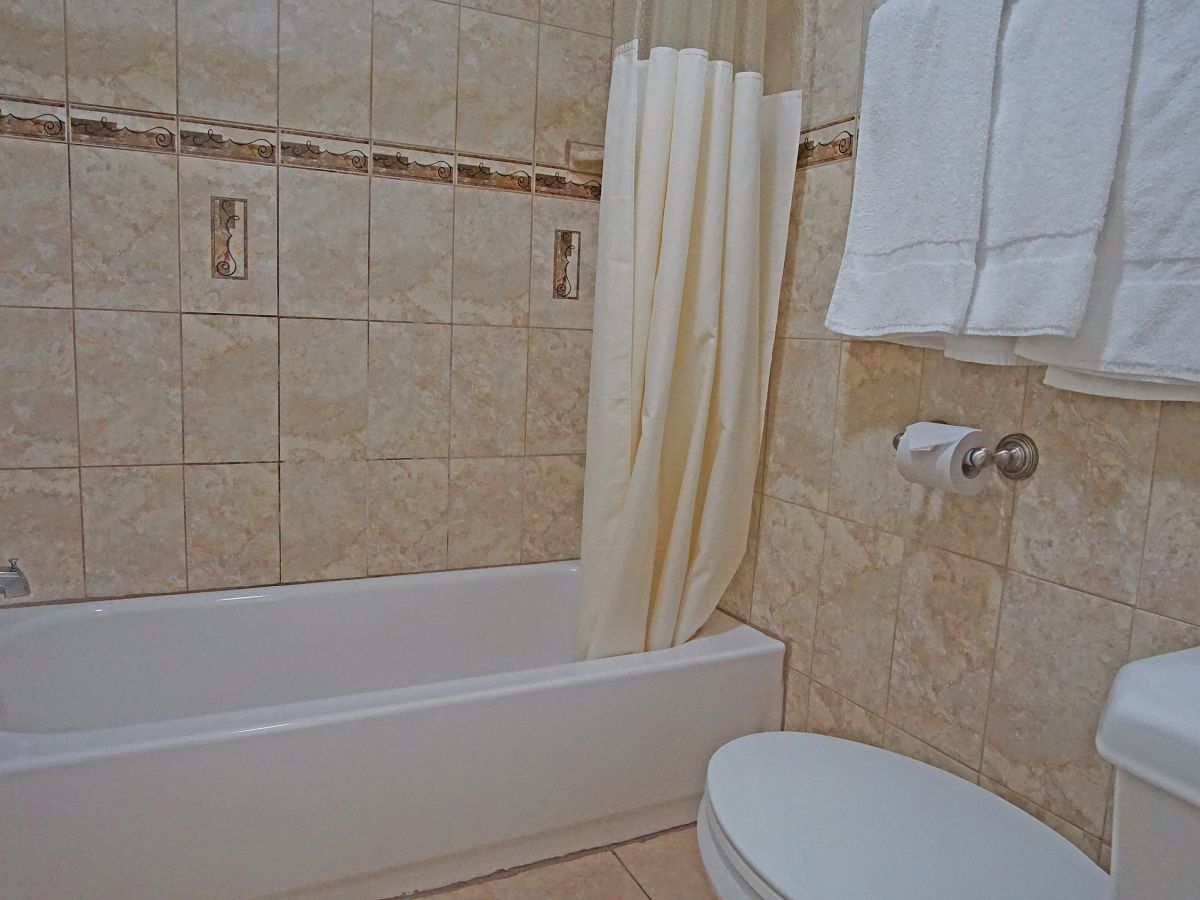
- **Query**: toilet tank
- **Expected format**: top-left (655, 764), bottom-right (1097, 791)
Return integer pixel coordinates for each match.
top-left (1096, 646), bottom-right (1200, 900)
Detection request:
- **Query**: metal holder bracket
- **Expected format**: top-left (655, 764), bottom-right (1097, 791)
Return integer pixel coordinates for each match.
top-left (892, 429), bottom-right (1040, 481)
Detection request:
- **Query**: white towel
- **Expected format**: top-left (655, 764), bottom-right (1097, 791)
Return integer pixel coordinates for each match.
top-left (825, 0), bottom-right (1004, 338)
top-left (1017, 0), bottom-right (1200, 393)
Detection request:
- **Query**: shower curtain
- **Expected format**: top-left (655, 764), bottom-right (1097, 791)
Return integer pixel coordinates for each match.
top-left (578, 0), bottom-right (804, 659)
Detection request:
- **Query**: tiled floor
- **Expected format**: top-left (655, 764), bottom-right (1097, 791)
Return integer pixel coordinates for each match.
top-left (424, 825), bottom-right (718, 899)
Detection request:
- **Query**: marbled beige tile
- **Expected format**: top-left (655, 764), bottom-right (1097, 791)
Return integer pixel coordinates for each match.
top-left (811, 515), bottom-right (903, 713)
top-left (980, 777), bottom-right (1102, 862)
top-left (526, 328), bottom-right (590, 455)
top-left (372, 0), bottom-right (458, 148)
top-left (367, 321), bottom-right (451, 458)
top-left (0, 307), bottom-right (77, 468)
top-left (452, 187), bottom-right (532, 326)
top-left (75, 309), bottom-right (182, 466)
top-left (66, 0), bottom-right (176, 111)
top-left (81, 465), bottom-right (185, 597)
top-left (784, 667), bottom-right (811, 731)
top-left (1128, 609), bottom-right (1200, 662)
top-left (178, 0), bottom-right (276, 124)
top-left (279, 167), bottom-right (369, 319)
top-left (884, 726), bottom-right (979, 783)
top-left (182, 313), bottom-right (278, 463)
top-left (887, 545), bottom-right (1003, 766)
top-left (522, 454), bottom-right (584, 562)
top-left (456, 8), bottom-right (538, 159)
top-left (280, 460), bottom-right (367, 581)
top-left (535, 25), bottom-right (611, 168)
top-left (828, 339), bottom-right (923, 533)
top-left (448, 457), bottom-right (523, 568)
top-left (0, 469), bottom-right (83, 604)
top-left (461, 0), bottom-right (537, 23)
top-left (279, 0), bottom-right (372, 136)
top-left (530, 194), bottom-right (599, 329)
top-left (719, 492), bottom-right (761, 622)
top-left (541, 0), bottom-right (613, 36)
top-left (450, 325), bottom-right (528, 457)
top-left (71, 146), bottom-right (179, 312)
top-left (0, 131), bottom-right (71, 309)
top-left (367, 458), bottom-right (448, 575)
top-left (983, 573), bottom-right (1132, 835)
top-left (908, 352), bottom-right (1025, 565)
top-left (614, 827), bottom-right (717, 900)
top-left (369, 176), bottom-right (453, 324)
top-left (777, 161), bottom-right (852, 340)
top-left (762, 338), bottom-right (840, 509)
top-left (808, 680), bottom-right (885, 746)
top-left (180, 155), bottom-right (278, 316)
top-left (799, 0), bottom-right (865, 127)
top-left (280, 317), bottom-right (368, 460)
top-left (1139, 402), bottom-right (1200, 626)
top-left (0, 0), bottom-right (67, 99)
top-left (184, 463), bottom-right (280, 590)
top-left (1010, 379), bottom-right (1157, 604)
top-left (435, 849), bottom-right (645, 900)
top-left (751, 497), bottom-right (826, 673)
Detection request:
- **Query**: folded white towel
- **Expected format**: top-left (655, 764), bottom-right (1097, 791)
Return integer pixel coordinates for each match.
top-left (1017, 0), bottom-right (1200, 391)
top-left (825, 0), bottom-right (1004, 338)
top-left (956, 0), bottom-right (1137, 339)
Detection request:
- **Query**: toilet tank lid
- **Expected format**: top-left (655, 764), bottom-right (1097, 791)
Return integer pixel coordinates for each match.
top-left (1096, 646), bottom-right (1200, 808)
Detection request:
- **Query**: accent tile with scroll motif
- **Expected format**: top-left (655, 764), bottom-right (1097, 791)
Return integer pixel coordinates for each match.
top-left (66, 0), bottom-right (176, 112)
top-left (182, 313), bottom-right (278, 464)
top-left (280, 317), bottom-right (368, 461)
top-left (279, 0), bottom-right (372, 137)
top-left (452, 186), bottom-right (533, 326)
top-left (180, 120), bottom-right (276, 165)
top-left (0, 307), bottom-right (77, 468)
top-left (368, 458), bottom-right (449, 576)
top-left (280, 133), bottom-right (370, 175)
top-left (372, 0), bottom-right (459, 150)
top-left (450, 325), bottom-right (528, 458)
top-left (70, 145), bottom-right (180, 312)
top-left (180, 155), bottom-right (278, 316)
top-left (522, 454), bottom-right (584, 563)
top-left (530, 192), bottom-right (599, 329)
top-left (178, 0), bottom-right (277, 125)
top-left (75, 309), bottom-right (182, 467)
top-left (0, 0), bottom-right (67, 99)
top-left (0, 469), bottom-right (84, 605)
top-left (279, 166), bottom-right (369, 319)
top-left (456, 154), bottom-right (533, 194)
top-left (81, 465), bottom-right (186, 598)
top-left (526, 328), bottom-right (590, 455)
top-left (0, 97), bottom-right (67, 143)
top-left (185, 462), bottom-right (280, 591)
top-left (535, 25), bottom-right (611, 168)
top-left (69, 107), bottom-right (176, 153)
top-left (795, 119), bottom-right (857, 171)
top-left (448, 457), bottom-right (524, 569)
top-left (369, 174), bottom-right (453, 323)
top-left (0, 136), bottom-right (71, 309)
top-left (280, 460), bottom-right (368, 582)
top-left (456, 8), bottom-right (538, 160)
top-left (367, 321), bottom-right (451, 459)
top-left (372, 142), bottom-right (454, 185)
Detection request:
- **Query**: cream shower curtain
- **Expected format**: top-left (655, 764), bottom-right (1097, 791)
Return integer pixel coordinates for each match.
top-left (579, 0), bottom-right (804, 659)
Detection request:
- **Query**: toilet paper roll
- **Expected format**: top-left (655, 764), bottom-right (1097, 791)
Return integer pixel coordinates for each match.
top-left (895, 422), bottom-right (989, 496)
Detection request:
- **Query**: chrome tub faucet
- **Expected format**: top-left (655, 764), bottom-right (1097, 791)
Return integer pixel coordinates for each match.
top-left (0, 558), bottom-right (30, 600)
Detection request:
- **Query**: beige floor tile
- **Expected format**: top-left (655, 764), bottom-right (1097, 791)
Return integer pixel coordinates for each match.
top-left (615, 827), bottom-right (717, 900)
top-left (434, 850), bottom-right (646, 899)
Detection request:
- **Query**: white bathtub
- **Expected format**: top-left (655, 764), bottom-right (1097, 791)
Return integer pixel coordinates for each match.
top-left (0, 561), bottom-right (783, 899)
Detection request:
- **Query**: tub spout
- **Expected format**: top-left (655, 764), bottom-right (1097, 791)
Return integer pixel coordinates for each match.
top-left (0, 558), bottom-right (30, 600)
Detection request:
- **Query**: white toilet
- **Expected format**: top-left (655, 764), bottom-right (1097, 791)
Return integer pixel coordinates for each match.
top-left (698, 646), bottom-right (1200, 900)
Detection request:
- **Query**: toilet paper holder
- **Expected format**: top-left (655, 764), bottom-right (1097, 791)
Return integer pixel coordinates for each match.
top-left (892, 427), bottom-right (1039, 481)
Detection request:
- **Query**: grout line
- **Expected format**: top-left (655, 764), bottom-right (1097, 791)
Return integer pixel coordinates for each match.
top-left (612, 851), bottom-right (654, 900)
top-left (174, 1), bottom-right (188, 589)
top-left (275, 0), bottom-right (284, 585)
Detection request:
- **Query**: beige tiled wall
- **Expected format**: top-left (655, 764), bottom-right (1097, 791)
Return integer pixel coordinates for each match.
top-left (0, 0), bottom-right (611, 604)
top-left (720, 0), bottom-right (1200, 869)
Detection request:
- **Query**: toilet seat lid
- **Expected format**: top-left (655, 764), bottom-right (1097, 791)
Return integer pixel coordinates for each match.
top-left (705, 732), bottom-right (1111, 900)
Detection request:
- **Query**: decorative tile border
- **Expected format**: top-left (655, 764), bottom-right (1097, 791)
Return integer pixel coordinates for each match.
top-left (534, 165), bottom-right (601, 201)
top-left (457, 154), bottom-right (532, 193)
top-left (372, 142), bottom-right (454, 184)
top-left (280, 132), bottom-right (369, 174)
top-left (797, 117), bottom-right (857, 171)
top-left (69, 106), bottom-right (176, 153)
top-left (0, 97), bottom-right (66, 142)
top-left (181, 120), bottom-right (276, 164)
